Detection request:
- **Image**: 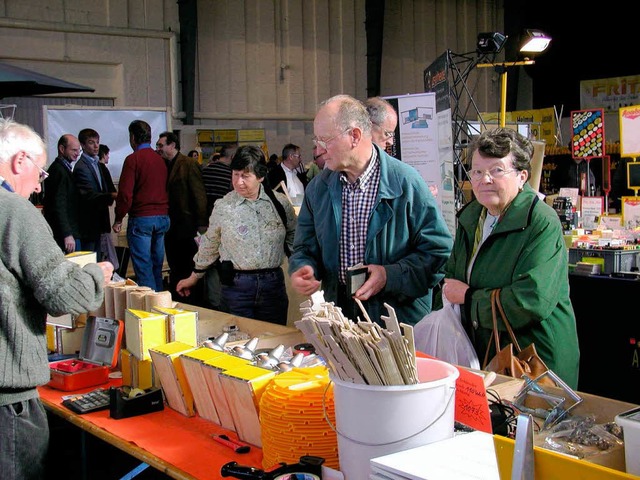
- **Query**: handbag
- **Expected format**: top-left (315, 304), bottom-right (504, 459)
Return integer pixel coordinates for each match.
top-left (413, 291), bottom-right (480, 370)
top-left (482, 289), bottom-right (553, 385)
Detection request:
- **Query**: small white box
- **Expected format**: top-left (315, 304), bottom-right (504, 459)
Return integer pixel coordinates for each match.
top-left (615, 407), bottom-right (640, 476)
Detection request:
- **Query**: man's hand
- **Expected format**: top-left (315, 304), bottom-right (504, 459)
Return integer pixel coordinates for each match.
top-left (63, 235), bottom-right (75, 253)
top-left (97, 261), bottom-right (114, 284)
top-left (353, 264), bottom-right (386, 300)
top-left (112, 221), bottom-right (122, 233)
top-left (291, 265), bottom-right (320, 296)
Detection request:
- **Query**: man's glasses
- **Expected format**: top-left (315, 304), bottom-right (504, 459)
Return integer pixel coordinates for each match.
top-left (26, 154), bottom-right (49, 183)
top-left (374, 124), bottom-right (395, 140)
top-left (468, 167), bottom-right (515, 182)
top-left (312, 128), bottom-right (351, 150)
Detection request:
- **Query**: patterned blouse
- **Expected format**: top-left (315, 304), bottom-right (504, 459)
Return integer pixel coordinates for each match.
top-left (193, 185), bottom-right (297, 274)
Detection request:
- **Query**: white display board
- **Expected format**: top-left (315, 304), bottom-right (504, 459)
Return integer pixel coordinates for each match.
top-left (43, 106), bottom-right (171, 182)
top-left (383, 92), bottom-right (456, 235)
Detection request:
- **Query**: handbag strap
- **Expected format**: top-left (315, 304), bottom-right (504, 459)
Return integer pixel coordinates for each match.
top-left (482, 289), bottom-right (502, 368)
top-left (493, 289), bottom-right (522, 352)
top-left (482, 289), bottom-right (523, 369)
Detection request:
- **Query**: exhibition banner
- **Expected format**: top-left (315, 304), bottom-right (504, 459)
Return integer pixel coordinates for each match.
top-left (580, 75), bottom-right (640, 112)
top-left (384, 92), bottom-right (456, 235)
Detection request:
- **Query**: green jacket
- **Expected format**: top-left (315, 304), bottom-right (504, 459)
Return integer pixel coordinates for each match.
top-left (445, 183), bottom-right (580, 388)
top-left (289, 146), bottom-right (453, 326)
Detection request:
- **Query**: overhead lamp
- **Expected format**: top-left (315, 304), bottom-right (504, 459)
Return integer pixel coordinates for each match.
top-left (520, 29), bottom-right (551, 54)
top-left (476, 32), bottom-right (507, 55)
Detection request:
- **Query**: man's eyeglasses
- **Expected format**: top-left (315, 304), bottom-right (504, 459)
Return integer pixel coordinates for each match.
top-left (26, 154), bottom-right (49, 183)
top-left (312, 128), bottom-right (352, 150)
top-left (468, 167), bottom-right (516, 182)
top-left (374, 124), bottom-right (395, 140)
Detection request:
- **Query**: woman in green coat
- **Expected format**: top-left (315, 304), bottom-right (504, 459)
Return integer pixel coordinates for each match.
top-left (444, 128), bottom-right (580, 389)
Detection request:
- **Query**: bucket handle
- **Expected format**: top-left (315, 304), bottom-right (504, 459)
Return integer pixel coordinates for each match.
top-left (322, 380), bottom-right (456, 447)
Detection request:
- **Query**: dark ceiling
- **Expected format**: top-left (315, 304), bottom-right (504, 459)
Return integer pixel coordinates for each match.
top-left (506, 2), bottom-right (633, 114)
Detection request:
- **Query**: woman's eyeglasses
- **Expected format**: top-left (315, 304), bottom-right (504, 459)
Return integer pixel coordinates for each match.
top-left (26, 155), bottom-right (49, 183)
top-left (468, 167), bottom-right (515, 182)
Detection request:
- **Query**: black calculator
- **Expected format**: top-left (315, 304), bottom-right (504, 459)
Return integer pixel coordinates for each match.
top-left (62, 388), bottom-right (110, 414)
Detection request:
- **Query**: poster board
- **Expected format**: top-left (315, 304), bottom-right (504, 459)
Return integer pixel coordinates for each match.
top-left (619, 105), bottom-right (640, 158)
top-left (622, 196), bottom-right (640, 228)
top-left (44, 106), bottom-right (171, 182)
top-left (570, 109), bottom-right (605, 160)
top-left (383, 92), bottom-right (456, 236)
top-left (580, 197), bottom-right (604, 229)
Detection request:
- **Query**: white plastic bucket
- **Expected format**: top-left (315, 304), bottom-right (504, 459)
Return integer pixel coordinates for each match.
top-left (330, 357), bottom-right (459, 480)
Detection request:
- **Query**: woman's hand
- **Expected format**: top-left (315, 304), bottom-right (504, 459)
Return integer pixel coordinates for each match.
top-left (443, 278), bottom-right (469, 305)
top-left (176, 273), bottom-right (199, 297)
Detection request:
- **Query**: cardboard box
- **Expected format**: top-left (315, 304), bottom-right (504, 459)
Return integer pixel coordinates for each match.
top-left (201, 353), bottom-right (252, 430)
top-left (149, 341), bottom-right (197, 417)
top-left (124, 309), bottom-right (168, 361)
top-left (218, 364), bottom-right (277, 447)
top-left (152, 306), bottom-right (198, 346)
top-left (180, 347), bottom-right (225, 423)
top-left (174, 302), bottom-right (304, 350)
top-left (48, 316), bottom-right (123, 391)
top-left (65, 250), bottom-right (97, 267)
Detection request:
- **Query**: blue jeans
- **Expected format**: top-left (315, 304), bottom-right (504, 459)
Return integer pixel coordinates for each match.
top-left (222, 268), bottom-right (288, 325)
top-left (0, 397), bottom-right (49, 480)
top-left (126, 215), bottom-right (170, 291)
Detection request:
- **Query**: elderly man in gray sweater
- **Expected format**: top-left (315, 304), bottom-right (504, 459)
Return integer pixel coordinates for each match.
top-left (0, 119), bottom-right (113, 480)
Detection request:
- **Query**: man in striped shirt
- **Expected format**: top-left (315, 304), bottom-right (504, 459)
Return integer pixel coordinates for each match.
top-left (201, 144), bottom-right (237, 217)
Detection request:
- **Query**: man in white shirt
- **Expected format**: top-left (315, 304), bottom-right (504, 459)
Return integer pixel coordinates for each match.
top-left (267, 143), bottom-right (308, 205)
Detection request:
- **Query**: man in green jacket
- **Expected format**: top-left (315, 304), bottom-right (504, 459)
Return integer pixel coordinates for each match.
top-left (289, 94), bottom-right (452, 325)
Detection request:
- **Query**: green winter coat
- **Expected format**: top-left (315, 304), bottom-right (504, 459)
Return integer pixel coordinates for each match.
top-left (445, 183), bottom-right (580, 388)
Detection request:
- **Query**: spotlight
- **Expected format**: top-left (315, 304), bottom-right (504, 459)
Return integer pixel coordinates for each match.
top-left (519, 29), bottom-right (551, 54)
top-left (476, 32), bottom-right (507, 55)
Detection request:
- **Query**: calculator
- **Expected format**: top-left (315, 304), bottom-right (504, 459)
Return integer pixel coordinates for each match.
top-left (61, 388), bottom-right (110, 414)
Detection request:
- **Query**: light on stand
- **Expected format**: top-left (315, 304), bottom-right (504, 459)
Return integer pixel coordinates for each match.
top-left (476, 32), bottom-right (508, 55)
top-left (477, 29), bottom-right (552, 127)
top-left (520, 29), bottom-right (552, 55)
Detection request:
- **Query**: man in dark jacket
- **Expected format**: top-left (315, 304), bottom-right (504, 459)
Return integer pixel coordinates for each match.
top-left (156, 131), bottom-right (208, 304)
top-left (74, 128), bottom-right (116, 259)
top-left (267, 143), bottom-right (308, 205)
top-left (43, 134), bottom-right (82, 253)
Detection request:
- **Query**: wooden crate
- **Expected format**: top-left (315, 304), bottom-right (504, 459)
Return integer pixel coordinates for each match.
top-left (218, 364), bottom-right (277, 447)
top-left (124, 309), bottom-right (168, 361)
top-left (120, 348), bottom-right (155, 390)
top-left (200, 354), bottom-right (252, 431)
top-left (180, 347), bottom-right (225, 424)
top-left (149, 341), bottom-right (197, 417)
top-left (152, 306), bottom-right (198, 346)
top-left (174, 302), bottom-right (305, 350)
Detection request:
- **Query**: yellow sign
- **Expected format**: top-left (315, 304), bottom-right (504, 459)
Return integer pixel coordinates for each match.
top-left (480, 107), bottom-right (556, 145)
top-left (238, 129), bottom-right (266, 142)
top-left (213, 129), bottom-right (239, 143)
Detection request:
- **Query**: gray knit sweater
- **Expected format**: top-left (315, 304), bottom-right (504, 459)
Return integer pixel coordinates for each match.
top-left (0, 189), bottom-right (105, 405)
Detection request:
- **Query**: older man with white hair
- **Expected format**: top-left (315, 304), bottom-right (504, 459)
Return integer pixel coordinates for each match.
top-left (0, 119), bottom-right (113, 480)
top-left (289, 94), bottom-right (452, 324)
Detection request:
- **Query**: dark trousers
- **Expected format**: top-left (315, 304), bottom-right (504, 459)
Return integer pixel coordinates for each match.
top-left (222, 268), bottom-right (288, 325)
top-left (165, 228), bottom-right (203, 306)
top-left (0, 397), bottom-right (49, 479)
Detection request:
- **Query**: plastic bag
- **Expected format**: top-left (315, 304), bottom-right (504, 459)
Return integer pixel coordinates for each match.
top-left (413, 292), bottom-right (480, 369)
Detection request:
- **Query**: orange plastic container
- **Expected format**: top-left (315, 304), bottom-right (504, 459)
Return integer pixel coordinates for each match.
top-left (48, 316), bottom-right (123, 391)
